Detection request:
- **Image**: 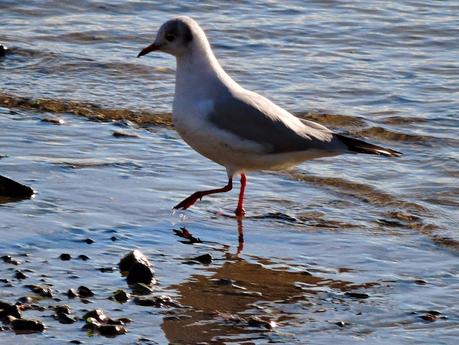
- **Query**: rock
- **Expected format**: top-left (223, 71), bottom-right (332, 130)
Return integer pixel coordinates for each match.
top-left (131, 282), bottom-right (154, 295)
top-left (420, 311), bottom-right (441, 322)
top-left (83, 309), bottom-right (108, 323)
top-left (78, 254), bottom-right (90, 261)
top-left (134, 295), bottom-right (180, 308)
top-left (119, 250), bottom-right (155, 285)
top-left (112, 130), bottom-right (140, 138)
top-left (77, 286), bottom-right (94, 298)
top-left (1, 255), bottom-right (20, 265)
top-left (41, 117), bottom-right (65, 125)
top-left (66, 288), bottom-right (78, 298)
top-left (335, 321), bottom-right (346, 327)
top-left (59, 253), bottom-right (72, 261)
top-left (82, 309), bottom-right (128, 337)
top-left (112, 289), bottom-right (129, 303)
top-left (0, 302), bottom-right (22, 319)
top-left (14, 270), bottom-right (28, 280)
top-left (99, 266), bottom-right (116, 273)
top-left (191, 253), bottom-right (212, 265)
top-left (55, 310), bottom-right (76, 324)
top-left (99, 324), bottom-right (127, 336)
top-left (11, 318), bottom-right (45, 333)
top-left (83, 238), bottom-right (94, 244)
top-left (17, 296), bottom-right (34, 304)
top-left (0, 44), bottom-right (7, 57)
top-left (0, 175), bottom-right (34, 198)
top-left (344, 292), bottom-right (369, 299)
top-left (26, 284), bottom-right (53, 298)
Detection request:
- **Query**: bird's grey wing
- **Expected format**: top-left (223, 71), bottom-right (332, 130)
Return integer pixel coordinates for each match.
top-left (207, 91), bottom-right (341, 154)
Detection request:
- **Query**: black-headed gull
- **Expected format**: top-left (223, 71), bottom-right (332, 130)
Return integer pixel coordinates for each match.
top-left (137, 16), bottom-right (401, 217)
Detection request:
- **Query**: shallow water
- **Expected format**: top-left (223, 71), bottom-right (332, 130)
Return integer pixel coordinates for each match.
top-left (1, 1), bottom-right (458, 344)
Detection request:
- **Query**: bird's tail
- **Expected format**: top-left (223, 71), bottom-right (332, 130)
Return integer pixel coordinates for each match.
top-left (335, 134), bottom-right (402, 157)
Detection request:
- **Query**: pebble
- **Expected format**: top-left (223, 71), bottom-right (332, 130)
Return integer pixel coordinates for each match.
top-left (134, 295), bottom-right (180, 308)
top-left (0, 44), bottom-right (7, 57)
top-left (78, 254), bottom-right (90, 261)
top-left (41, 117), bottom-right (65, 125)
top-left (191, 253), bottom-right (213, 265)
top-left (112, 289), bottom-right (129, 303)
top-left (1, 255), bottom-right (20, 265)
top-left (66, 288), bottom-right (78, 298)
top-left (59, 253), bottom-right (72, 261)
top-left (112, 130), bottom-right (140, 138)
top-left (14, 270), bottom-right (28, 280)
top-left (344, 292), bottom-right (369, 299)
top-left (26, 284), bottom-right (53, 298)
top-left (77, 286), bottom-right (95, 298)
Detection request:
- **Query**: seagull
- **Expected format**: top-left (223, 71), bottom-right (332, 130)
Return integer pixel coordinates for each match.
top-left (137, 16), bottom-right (401, 217)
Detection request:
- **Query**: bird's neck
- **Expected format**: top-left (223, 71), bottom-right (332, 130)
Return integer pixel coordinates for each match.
top-left (175, 40), bottom-right (240, 99)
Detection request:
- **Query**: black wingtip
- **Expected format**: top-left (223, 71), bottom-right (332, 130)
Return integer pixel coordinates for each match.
top-left (336, 134), bottom-right (402, 157)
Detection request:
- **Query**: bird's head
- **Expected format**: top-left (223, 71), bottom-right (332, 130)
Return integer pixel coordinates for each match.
top-left (137, 17), bottom-right (197, 58)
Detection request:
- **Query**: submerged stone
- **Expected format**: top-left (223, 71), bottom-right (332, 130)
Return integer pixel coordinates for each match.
top-left (0, 175), bottom-right (34, 198)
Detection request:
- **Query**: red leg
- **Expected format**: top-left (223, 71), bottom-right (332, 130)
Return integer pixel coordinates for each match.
top-left (235, 173), bottom-right (246, 217)
top-left (174, 178), bottom-right (233, 210)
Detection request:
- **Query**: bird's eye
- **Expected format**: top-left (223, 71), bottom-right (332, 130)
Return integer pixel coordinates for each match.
top-left (165, 33), bottom-right (175, 42)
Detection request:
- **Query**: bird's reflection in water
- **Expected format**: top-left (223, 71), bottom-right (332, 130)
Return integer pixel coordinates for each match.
top-left (166, 220), bottom-right (377, 344)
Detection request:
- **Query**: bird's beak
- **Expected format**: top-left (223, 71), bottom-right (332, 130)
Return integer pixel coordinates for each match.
top-left (137, 43), bottom-right (161, 58)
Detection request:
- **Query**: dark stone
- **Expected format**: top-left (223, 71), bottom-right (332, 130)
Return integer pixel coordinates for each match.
top-left (15, 270), bottom-right (28, 280)
top-left (344, 292), bottom-right (369, 299)
top-left (134, 295), bottom-right (180, 308)
top-left (1, 255), bottom-right (19, 265)
top-left (54, 304), bottom-right (71, 315)
top-left (420, 311), bottom-right (440, 322)
top-left (77, 286), bottom-right (94, 298)
top-left (83, 309), bottom-right (108, 323)
top-left (0, 302), bottom-right (22, 319)
top-left (110, 236), bottom-right (118, 241)
top-left (98, 324), bottom-right (127, 336)
top-left (17, 296), bottom-right (33, 304)
top-left (112, 289), bottom-right (129, 303)
top-left (119, 250), bottom-right (155, 285)
top-left (26, 284), bottom-right (53, 298)
top-left (99, 267), bottom-right (116, 273)
top-left (59, 253), bottom-right (72, 261)
top-left (66, 288), bottom-right (78, 298)
top-left (83, 238), bottom-right (94, 244)
top-left (112, 130), bottom-right (140, 138)
top-left (335, 321), bottom-right (346, 327)
top-left (56, 313), bottom-right (76, 324)
top-left (0, 44), bottom-right (7, 57)
top-left (414, 279), bottom-right (427, 285)
top-left (78, 254), bottom-right (90, 261)
top-left (131, 282), bottom-right (154, 295)
top-left (0, 175), bottom-right (34, 198)
top-left (191, 253), bottom-right (212, 265)
top-left (41, 117), bottom-right (65, 125)
top-left (11, 318), bottom-right (45, 333)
